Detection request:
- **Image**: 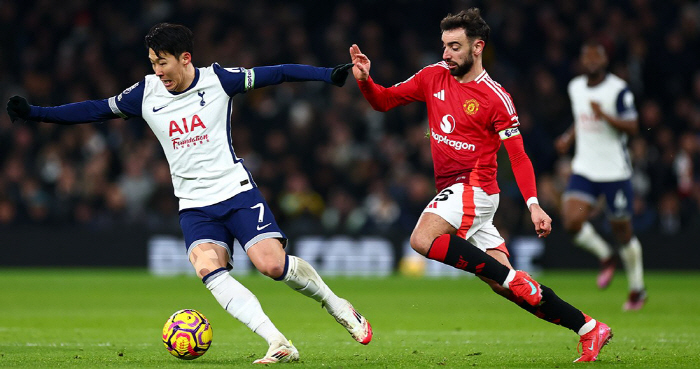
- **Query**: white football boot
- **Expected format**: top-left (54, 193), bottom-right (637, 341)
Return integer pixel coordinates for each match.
top-left (252, 340), bottom-right (299, 364)
top-left (326, 299), bottom-right (373, 345)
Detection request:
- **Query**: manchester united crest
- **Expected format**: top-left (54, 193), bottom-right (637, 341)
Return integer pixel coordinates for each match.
top-left (463, 99), bottom-right (479, 115)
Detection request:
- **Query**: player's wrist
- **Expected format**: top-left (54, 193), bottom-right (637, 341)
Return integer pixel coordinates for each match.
top-left (526, 197), bottom-right (539, 211)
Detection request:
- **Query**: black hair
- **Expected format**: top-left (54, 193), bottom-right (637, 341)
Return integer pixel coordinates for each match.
top-left (440, 8), bottom-right (490, 44)
top-left (582, 39), bottom-right (607, 56)
top-left (144, 23), bottom-right (194, 58)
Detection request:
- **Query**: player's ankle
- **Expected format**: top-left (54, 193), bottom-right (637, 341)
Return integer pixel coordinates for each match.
top-left (501, 269), bottom-right (517, 288)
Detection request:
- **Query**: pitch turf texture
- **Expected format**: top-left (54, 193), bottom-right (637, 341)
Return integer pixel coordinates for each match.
top-left (1, 270), bottom-right (698, 368)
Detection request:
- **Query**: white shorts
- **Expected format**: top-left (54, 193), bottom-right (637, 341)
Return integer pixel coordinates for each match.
top-left (423, 183), bottom-right (509, 256)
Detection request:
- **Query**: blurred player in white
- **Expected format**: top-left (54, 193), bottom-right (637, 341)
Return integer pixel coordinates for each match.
top-left (7, 23), bottom-right (371, 364)
top-left (555, 41), bottom-right (646, 311)
top-left (351, 8), bottom-right (611, 362)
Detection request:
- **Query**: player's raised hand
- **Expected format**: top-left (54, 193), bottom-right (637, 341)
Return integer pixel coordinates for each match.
top-left (7, 96), bottom-right (30, 123)
top-left (349, 44), bottom-right (370, 81)
top-left (529, 203), bottom-right (552, 238)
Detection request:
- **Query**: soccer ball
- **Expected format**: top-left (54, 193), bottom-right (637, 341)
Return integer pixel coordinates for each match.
top-left (398, 255), bottom-right (426, 277)
top-left (162, 309), bottom-right (213, 360)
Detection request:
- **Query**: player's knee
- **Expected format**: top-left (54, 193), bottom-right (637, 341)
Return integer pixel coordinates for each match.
top-left (255, 259), bottom-right (286, 279)
top-left (610, 221), bottom-right (632, 244)
top-left (191, 260), bottom-right (220, 280)
top-left (409, 231), bottom-right (431, 256)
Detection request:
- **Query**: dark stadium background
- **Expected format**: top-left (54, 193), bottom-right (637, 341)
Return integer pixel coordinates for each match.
top-left (1, 0), bottom-right (699, 271)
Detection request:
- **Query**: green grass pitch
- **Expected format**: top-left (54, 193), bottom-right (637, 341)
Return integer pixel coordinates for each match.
top-left (1, 269), bottom-right (699, 368)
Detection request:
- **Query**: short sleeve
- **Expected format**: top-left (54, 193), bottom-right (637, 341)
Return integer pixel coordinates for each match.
top-left (616, 87), bottom-right (637, 120)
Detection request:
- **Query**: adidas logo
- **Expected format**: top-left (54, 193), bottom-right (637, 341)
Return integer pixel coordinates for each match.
top-left (272, 351), bottom-right (289, 359)
top-left (433, 89), bottom-right (445, 101)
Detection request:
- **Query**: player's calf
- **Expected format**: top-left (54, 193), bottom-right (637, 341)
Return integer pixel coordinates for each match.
top-left (279, 255), bottom-right (373, 344)
top-left (426, 234), bottom-right (511, 283)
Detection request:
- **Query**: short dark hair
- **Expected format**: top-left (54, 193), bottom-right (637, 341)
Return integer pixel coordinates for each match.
top-left (144, 23), bottom-right (194, 58)
top-left (440, 8), bottom-right (490, 44)
top-left (582, 39), bottom-right (607, 55)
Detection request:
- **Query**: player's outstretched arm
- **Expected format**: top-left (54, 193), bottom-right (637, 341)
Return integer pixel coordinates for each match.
top-left (350, 43), bottom-right (423, 112)
top-left (349, 44), bottom-right (370, 81)
top-left (245, 63), bottom-right (352, 91)
top-left (7, 95), bottom-right (122, 125)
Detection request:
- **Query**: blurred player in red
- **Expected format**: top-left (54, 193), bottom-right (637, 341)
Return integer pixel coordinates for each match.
top-left (350, 8), bottom-right (611, 362)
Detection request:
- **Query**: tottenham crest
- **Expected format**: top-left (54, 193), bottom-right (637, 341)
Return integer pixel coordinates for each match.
top-left (463, 99), bottom-right (479, 115)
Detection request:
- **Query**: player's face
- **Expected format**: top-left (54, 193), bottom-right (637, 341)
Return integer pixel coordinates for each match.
top-left (580, 45), bottom-right (608, 76)
top-left (148, 48), bottom-right (190, 92)
top-left (442, 28), bottom-right (474, 77)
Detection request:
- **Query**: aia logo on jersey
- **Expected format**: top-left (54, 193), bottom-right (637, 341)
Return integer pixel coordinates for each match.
top-left (169, 115), bottom-right (211, 150)
top-left (463, 99), bottom-right (479, 115)
top-left (440, 114), bottom-right (456, 134)
top-left (169, 115), bottom-right (207, 137)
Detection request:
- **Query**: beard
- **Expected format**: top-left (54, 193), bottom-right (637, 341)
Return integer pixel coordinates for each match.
top-left (447, 53), bottom-right (474, 77)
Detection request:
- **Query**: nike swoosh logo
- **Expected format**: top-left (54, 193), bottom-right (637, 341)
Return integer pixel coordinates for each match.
top-left (589, 339), bottom-right (595, 351)
top-left (257, 223), bottom-right (271, 231)
top-left (526, 280), bottom-right (537, 295)
top-left (152, 105), bottom-right (168, 112)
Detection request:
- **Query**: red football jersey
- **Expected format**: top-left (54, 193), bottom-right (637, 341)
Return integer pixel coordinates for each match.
top-left (359, 62), bottom-right (523, 194)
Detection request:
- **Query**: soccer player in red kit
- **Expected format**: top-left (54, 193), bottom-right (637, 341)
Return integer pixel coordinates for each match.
top-left (350, 8), bottom-right (611, 362)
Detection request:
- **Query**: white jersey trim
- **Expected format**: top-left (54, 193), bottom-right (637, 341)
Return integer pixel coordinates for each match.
top-left (108, 97), bottom-right (127, 118)
top-left (479, 74), bottom-right (515, 115)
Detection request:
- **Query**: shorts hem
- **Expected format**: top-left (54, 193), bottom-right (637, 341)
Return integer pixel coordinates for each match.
top-left (423, 208), bottom-right (461, 229)
top-left (186, 239), bottom-right (231, 259)
top-left (563, 191), bottom-right (596, 204)
top-left (244, 232), bottom-right (286, 251)
top-left (487, 242), bottom-right (510, 258)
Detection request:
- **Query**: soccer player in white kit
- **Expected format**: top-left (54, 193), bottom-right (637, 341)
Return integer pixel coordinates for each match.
top-left (555, 41), bottom-right (646, 311)
top-left (6, 23), bottom-right (372, 364)
top-left (351, 8), bottom-right (611, 363)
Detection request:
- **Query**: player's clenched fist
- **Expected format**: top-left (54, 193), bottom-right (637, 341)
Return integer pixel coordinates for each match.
top-left (6, 96), bottom-right (30, 122)
top-left (529, 204), bottom-right (552, 238)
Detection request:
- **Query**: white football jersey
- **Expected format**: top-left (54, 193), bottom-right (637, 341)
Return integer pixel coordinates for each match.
top-left (568, 73), bottom-right (637, 181)
top-left (109, 65), bottom-right (254, 209)
top-left (30, 63), bottom-right (332, 210)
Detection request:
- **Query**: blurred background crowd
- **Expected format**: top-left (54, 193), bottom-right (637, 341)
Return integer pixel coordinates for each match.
top-left (1, 0), bottom-right (699, 241)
